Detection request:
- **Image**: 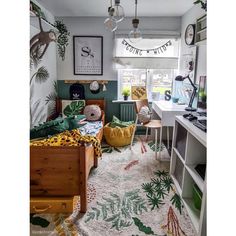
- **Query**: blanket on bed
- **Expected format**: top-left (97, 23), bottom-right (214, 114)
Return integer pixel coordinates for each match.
top-left (30, 129), bottom-right (102, 157)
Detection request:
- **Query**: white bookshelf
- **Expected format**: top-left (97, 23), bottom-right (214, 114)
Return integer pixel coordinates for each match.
top-left (170, 116), bottom-right (206, 236)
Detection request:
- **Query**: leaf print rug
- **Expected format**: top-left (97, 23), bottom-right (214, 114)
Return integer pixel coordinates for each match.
top-left (30, 137), bottom-right (196, 236)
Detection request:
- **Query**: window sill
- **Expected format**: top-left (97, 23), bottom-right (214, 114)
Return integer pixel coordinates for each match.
top-left (112, 99), bottom-right (154, 103)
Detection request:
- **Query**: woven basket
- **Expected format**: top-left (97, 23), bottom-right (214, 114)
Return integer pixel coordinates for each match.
top-left (103, 123), bottom-right (135, 147)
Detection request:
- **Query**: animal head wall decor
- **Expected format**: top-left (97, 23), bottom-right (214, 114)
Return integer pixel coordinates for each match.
top-left (30, 16), bottom-right (57, 60)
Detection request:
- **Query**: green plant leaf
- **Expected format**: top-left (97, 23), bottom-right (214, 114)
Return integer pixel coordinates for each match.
top-left (91, 207), bottom-right (100, 220)
top-left (162, 177), bottom-right (174, 193)
top-left (147, 195), bottom-right (164, 210)
top-left (132, 217), bottom-right (155, 235)
top-left (170, 193), bottom-right (182, 214)
top-left (154, 170), bottom-right (169, 178)
top-left (142, 183), bottom-right (155, 197)
top-left (84, 212), bottom-right (95, 223)
top-left (34, 66), bottom-right (49, 83)
top-left (63, 101), bottom-right (84, 117)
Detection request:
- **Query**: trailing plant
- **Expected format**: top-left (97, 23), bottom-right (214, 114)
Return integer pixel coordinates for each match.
top-left (194, 0), bottom-right (207, 11)
top-left (84, 189), bottom-right (148, 231)
top-left (55, 20), bottom-right (70, 61)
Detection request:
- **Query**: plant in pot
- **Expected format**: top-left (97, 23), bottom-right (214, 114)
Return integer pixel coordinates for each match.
top-left (122, 88), bottom-right (131, 100)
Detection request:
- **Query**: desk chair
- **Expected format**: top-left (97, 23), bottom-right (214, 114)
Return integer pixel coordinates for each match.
top-left (130, 99), bottom-right (163, 160)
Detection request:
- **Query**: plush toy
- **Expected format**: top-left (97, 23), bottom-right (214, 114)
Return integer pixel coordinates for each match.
top-left (138, 106), bottom-right (151, 124)
top-left (83, 105), bottom-right (102, 121)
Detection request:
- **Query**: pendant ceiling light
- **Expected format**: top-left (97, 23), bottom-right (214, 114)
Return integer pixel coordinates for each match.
top-left (129, 0), bottom-right (142, 43)
top-left (112, 0), bottom-right (125, 23)
top-left (104, 0), bottom-right (117, 32)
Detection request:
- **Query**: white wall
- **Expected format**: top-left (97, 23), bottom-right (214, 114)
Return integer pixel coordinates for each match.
top-left (180, 5), bottom-right (206, 82)
top-left (56, 16), bottom-right (181, 81)
top-left (30, 0), bottom-right (57, 127)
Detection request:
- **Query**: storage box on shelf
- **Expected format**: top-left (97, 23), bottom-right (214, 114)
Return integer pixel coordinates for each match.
top-left (195, 14), bottom-right (207, 44)
top-left (170, 116), bottom-right (206, 236)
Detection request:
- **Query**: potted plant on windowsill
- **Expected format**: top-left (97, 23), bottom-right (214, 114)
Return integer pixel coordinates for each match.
top-left (122, 88), bottom-right (131, 101)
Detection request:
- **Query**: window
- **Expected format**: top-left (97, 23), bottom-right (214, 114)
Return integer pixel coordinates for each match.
top-left (118, 69), bottom-right (177, 101)
top-left (114, 37), bottom-right (180, 101)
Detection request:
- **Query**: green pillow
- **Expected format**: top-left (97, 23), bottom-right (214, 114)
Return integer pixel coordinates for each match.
top-left (61, 100), bottom-right (86, 118)
top-left (109, 116), bottom-right (134, 128)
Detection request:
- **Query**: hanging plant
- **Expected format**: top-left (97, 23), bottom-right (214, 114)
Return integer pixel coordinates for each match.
top-left (54, 20), bottom-right (70, 61)
top-left (194, 0), bottom-right (207, 11)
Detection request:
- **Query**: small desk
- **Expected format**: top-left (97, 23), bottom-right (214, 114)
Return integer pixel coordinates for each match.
top-left (152, 101), bottom-right (188, 149)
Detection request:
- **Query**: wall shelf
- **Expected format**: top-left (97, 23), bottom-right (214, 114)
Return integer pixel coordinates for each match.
top-left (64, 80), bottom-right (108, 84)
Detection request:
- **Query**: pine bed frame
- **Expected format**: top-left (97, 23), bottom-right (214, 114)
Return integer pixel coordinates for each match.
top-left (30, 99), bottom-right (105, 214)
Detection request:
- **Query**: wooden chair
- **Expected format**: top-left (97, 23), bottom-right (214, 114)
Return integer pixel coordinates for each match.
top-left (130, 99), bottom-right (163, 160)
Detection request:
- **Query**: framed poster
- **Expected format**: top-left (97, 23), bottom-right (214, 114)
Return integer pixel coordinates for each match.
top-left (131, 86), bottom-right (147, 100)
top-left (180, 45), bottom-right (198, 83)
top-left (73, 36), bottom-right (103, 75)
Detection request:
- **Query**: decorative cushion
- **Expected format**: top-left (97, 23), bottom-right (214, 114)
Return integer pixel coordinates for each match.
top-left (109, 116), bottom-right (134, 128)
top-left (61, 100), bottom-right (85, 118)
top-left (103, 123), bottom-right (135, 147)
top-left (83, 105), bottom-right (102, 121)
top-left (138, 105), bottom-right (151, 124)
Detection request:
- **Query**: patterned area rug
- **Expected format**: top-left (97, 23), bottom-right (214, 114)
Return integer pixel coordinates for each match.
top-left (30, 137), bottom-right (196, 236)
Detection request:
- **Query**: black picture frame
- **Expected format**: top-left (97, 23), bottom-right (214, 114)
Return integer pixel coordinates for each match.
top-left (73, 36), bottom-right (103, 75)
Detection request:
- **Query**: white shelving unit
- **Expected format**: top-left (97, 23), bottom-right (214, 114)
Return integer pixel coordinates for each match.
top-left (170, 116), bottom-right (206, 236)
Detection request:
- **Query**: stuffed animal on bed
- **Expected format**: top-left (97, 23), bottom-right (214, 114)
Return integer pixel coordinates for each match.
top-left (83, 105), bottom-right (102, 121)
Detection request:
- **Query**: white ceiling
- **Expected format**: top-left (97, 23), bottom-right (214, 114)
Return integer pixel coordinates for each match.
top-left (38, 0), bottom-right (194, 17)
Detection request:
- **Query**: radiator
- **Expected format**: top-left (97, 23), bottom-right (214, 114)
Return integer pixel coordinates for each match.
top-left (120, 104), bottom-right (136, 121)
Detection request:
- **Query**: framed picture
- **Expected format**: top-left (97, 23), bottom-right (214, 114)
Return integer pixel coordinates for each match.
top-left (180, 45), bottom-right (198, 83)
top-left (73, 36), bottom-right (103, 75)
top-left (131, 86), bottom-right (147, 100)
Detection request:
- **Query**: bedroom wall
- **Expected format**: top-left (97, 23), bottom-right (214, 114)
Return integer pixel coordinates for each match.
top-left (56, 16), bottom-right (181, 122)
top-left (56, 16), bottom-right (181, 81)
top-left (30, 0), bottom-right (57, 128)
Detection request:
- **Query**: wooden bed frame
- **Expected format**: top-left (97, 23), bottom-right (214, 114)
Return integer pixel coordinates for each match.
top-left (30, 99), bottom-right (105, 214)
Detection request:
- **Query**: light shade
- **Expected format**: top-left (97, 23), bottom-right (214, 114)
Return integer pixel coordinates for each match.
top-left (112, 0), bottom-right (125, 23)
top-left (128, 28), bottom-right (142, 43)
top-left (104, 6), bottom-right (117, 32)
top-left (129, 0), bottom-right (142, 43)
top-left (104, 17), bottom-right (117, 32)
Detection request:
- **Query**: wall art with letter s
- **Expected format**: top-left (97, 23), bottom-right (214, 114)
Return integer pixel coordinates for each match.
top-left (73, 36), bottom-right (103, 75)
